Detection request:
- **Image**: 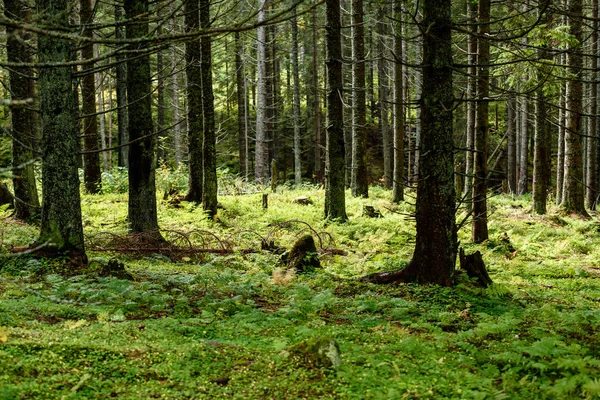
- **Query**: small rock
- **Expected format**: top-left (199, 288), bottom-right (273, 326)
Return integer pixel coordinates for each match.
top-left (289, 336), bottom-right (341, 370)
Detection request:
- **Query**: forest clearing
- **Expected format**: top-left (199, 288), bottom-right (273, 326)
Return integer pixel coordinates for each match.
top-left (1, 180), bottom-right (599, 399)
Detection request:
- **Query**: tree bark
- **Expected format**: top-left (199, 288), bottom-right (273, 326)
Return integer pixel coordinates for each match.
top-left (255, 0), bottom-right (269, 184)
top-left (463, 0), bottom-right (477, 204)
top-left (235, 32), bottom-right (248, 179)
top-left (517, 95), bottom-right (528, 195)
top-left (80, 0), bottom-right (102, 193)
top-left (378, 6), bottom-right (392, 189)
top-left (586, 0), bottom-right (598, 210)
top-left (324, 0), bottom-right (348, 221)
top-left (292, 8), bottom-right (302, 187)
top-left (392, 0), bottom-right (404, 203)
top-left (472, 0), bottom-right (490, 243)
top-left (36, 0), bottom-right (86, 259)
top-left (351, 0), bottom-right (368, 198)
top-left (125, 0), bottom-right (162, 237)
top-left (506, 96), bottom-right (517, 194)
top-left (200, 0), bottom-right (218, 217)
top-left (115, 3), bottom-right (128, 168)
top-left (312, 8), bottom-right (324, 183)
top-left (5, 0), bottom-right (40, 220)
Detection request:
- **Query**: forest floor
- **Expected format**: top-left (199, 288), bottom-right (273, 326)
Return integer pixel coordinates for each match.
top-left (1, 182), bottom-right (599, 399)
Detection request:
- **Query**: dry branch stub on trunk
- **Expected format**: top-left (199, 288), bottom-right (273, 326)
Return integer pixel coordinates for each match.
top-left (459, 248), bottom-right (492, 287)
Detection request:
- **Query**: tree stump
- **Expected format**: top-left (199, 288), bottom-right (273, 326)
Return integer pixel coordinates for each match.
top-left (459, 249), bottom-right (492, 287)
top-left (0, 183), bottom-right (14, 209)
top-left (293, 196), bottom-right (313, 205)
top-left (287, 234), bottom-right (321, 273)
top-left (262, 193), bottom-right (268, 209)
top-left (362, 205), bottom-right (381, 218)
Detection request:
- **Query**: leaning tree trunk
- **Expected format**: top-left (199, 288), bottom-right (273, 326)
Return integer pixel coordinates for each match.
top-left (36, 0), bottom-right (86, 260)
top-left (351, 0), bottom-right (368, 198)
top-left (80, 0), bottom-right (102, 193)
top-left (125, 0), bottom-right (162, 237)
top-left (324, 0), bottom-right (348, 221)
top-left (185, 0), bottom-right (203, 201)
top-left (362, 0), bottom-right (457, 285)
top-left (391, 0), bottom-right (404, 203)
top-left (472, 0), bottom-right (490, 243)
top-left (562, 0), bottom-right (588, 216)
top-left (200, 0), bottom-right (218, 217)
top-left (5, 0), bottom-right (40, 220)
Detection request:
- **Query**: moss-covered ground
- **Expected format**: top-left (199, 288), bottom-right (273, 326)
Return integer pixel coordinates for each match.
top-left (1, 179), bottom-right (599, 399)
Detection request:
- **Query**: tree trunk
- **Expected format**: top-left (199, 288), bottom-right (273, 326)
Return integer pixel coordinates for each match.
top-left (463, 0), bottom-right (477, 204)
top-left (392, 0), bottom-right (404, 203)
top-left (292, 9), bottom-right (302, 187)
top-left (378, 7), bottom-right (392, 189)
top-left (36, 0), bottom-right (86, 260)
top-left (80, 0), bottom-right (102, 193)
top-left (506, 96), bottom-right (517, 194)
top-left (171, 10), bottom-right (182, 168)
top-left (255, 0), bottom-right (269, 184)
top-left (324, 0), bottom-right (348, 221)
top-left (472, 0), bottom-right (490, 243)
top-left (94, 40), bottom-right (108, 171)
top-left (200, 0), bottom-right (218, 217)
top-left (517, 95), bottom-right (528, 195)
top-left (115, 3), bottom-right (128, 168)
top-left (562, 0), bottom-right (588, 216)
top-left (532, 2), bottom-right (551, 214)
top-left (235, 32), bottom-right (248, 179)
top-left (312, 8), bottom-right (324, 183)
top-left (586, 0), bottom-right (598, 210)
top-left (125, 0), bottom-right (162, 237)
top-left (556, 86), bottom-right (565, 204)
top-left (156, 39), bottom-right (166, 166)
top-left (5, 0), bottom-right (40, 220)
top-left (351, 0), bottom-right (368, 198)
top-left (185, 0), bottom-right (203, 201)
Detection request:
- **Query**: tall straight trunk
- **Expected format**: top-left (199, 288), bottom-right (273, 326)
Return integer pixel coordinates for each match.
top-left (378, 6), bottom-right (392, 189)
top-left (94, 41), bottom-right (108, 171)
top-left (463, 0), bottom-right (477, 202)
top-left (5, 0), bottom-right (40, 220)
top-left (255, 0), bottom-right (269, 184)
top-left (312, 8), bottom-right (323, 183)
top-left (506, 96), bottom-right (517, 194)
top-left (185, 0), bottom-right (203, 201)
top-left (391, 0), bottom-right (404, 203)
top-left (115, 3), bottom-right (128, 168)
top-left (235, 32), bottom-right (248, 179)
top-left (80, 0), bottom-right (102, 193)
top-left (586, 0), bottom-right (598, 209)
top-left (561, 0), bottom-right (587, 215)
top-left (200, 0), bottom-right (217, 217)
top-left (556, 87), bottom-right (566, 204)
top-left (36, 0), bottom-right (86, 259)
top-left (472, 0), bottom-right (490, 243)
top-left (517, 96), bottom-right (528, 194)
top-left (172, 14), bottom-right (182, 168)
top-left (413, 38), bottom-right (422, 183)
top-left (532, 3), bottom-right (552, 214)
top-left (291, 9), bottom-right (302, 186)
top-left (325, 0), bottom-right (348, 220)
top-left (351, 0), bottom-right (368, 197)
top-left (269, 25), bottom-right (280, 176)
top-left (156, 41), bottom-right (166, 165)
top-left (125, 0), bottom-right (161, 236)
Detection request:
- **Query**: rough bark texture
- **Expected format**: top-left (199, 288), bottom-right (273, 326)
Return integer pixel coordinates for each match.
top-left (235, 32), bottom-right (248, 179)
top-left (472, 0), bottom-right (490, 243)
top-left (255, 0), bottom-right (269, 184)
top-left (532, 2), bottom-right (552, 215)
top-left (562, 0), bottom-right (588, 216)
top-left (463, 0), bottom-right (477, 203)
top-left (506, 96), bottom-right (517, 194)
top-left (200, 0), bottom-right (218, 217)
top-left (5, 0), bottom-right (40, 220)
top-left (312, 8), bottom-right (324, 184)
top-left (80, 0), bottom-right (102, 193)
top-left (292, 9), bottom-right (302, 187)
top-left (185, 0), bottom-right (203, 201)
top-left (125, 0), bottom-right (161, 236)
top-left (378, 6), bottom-right (392, 190)
top-left (556, 87), bottom-right (565, 204)
top-left (587, 0), bottom-right (598, 210)
top-left (391, 0), bottom-right (404, 203)
top-left (36, 0), bottom-right (86, 258)
top-left (517, 96), bottom-right (528, 195)
top-left (324, 0), bottom-right (348, 221)
top-left (362, 0), bottom-right (456, 286)
top-left (351, 0), bottom-right (368, 198)
top-left (115, 4), bottom-right (128, 168)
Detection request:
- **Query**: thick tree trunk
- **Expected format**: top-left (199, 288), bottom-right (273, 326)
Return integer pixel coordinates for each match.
top-left (36, 0), bottom-right (86, 259)
top-left (562, 0), bottom-right (588, 216)
top-left (351, 0), bottom-right (368, 198)
top-left (391, 0), bottom-right (404, 203)
top-left (200, 0), bottom-right (218, 217)
top-left (363, 0), bottom-right (456, 285)
top-left (472, 0), bottom-right (490, 243)
top-left (5, 0), bottom-right (40, 220)
top-left (324, 0), bottom-right (348, 221)
top-left (586, 0), bottom-right (598, 210)
top-left (115, 4), bottom-right (128, 168)
top-left (125, 0), bottom-right (162, 237)
top-left (80, 0), bottom-right (102, 193)
top-left (185, 0), bottom-right (203, 201)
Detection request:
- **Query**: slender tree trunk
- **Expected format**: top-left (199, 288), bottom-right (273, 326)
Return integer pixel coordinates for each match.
top-left (235, 32), bottom-right (248, 179)
top-left (463, 0), bottom-right (477, 203)
top-left (517, 95), bottom-right (528, 194)
top-left (312, 8), bottom-right (323, 183)
top-left (413, 38), bottom-right (422, 183)
top-left (506, 96), bottom-right (517, 194)
top-left (532, 2), bottom-right (552, 214)
top-left (378, 7), bottom-right (392, 189)
top-left (472, 0), bottom-right (490, 243)
top-left (156, 39), bottom-right (166, 166)
top-left (325, 0), bottom-right (348, 220)
top-left (562, 0), bottom-right (588, 215)
top-left (115, 3), bottom-right (128, 168)
top-left (351, 0), bottom-right (368, 197)
top-left (125, 0), bottom-right (162, 237)
top-left (291, 9), bottom-right (302, 186)
top-left (586, 0), bottom-right (598, 209)
top-left (172, 14), bottom-right (182, 168)
top-left (200, 0), bottom-right (218, 217)
top-left (392, 0), bottom-right (404, 203)
top-left (5, 0), bottom-right (40, 220)
top-left (185, 0), bottom-right (203, 201)
top-left (94, 41), bottom-right (108, 171)
top-left (80, 0), bottom-right (102, 193)
top-left (556, 87), bottom-right (566, 203)
top-left (255, 0), bottom-right (269, 184)
top-left (36, 0), bottom-right (86, 259)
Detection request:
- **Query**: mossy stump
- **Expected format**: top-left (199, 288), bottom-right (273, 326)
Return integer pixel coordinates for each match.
top-left (459, 249), bottom-right (492, 287)
top-left (287, 234), bottom-right (321, 273)
top-left (289, 335), bottom-right (341, 370)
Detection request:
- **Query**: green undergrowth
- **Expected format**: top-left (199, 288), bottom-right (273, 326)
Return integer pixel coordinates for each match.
top-left (1, 188), bottom-right (599, 399)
